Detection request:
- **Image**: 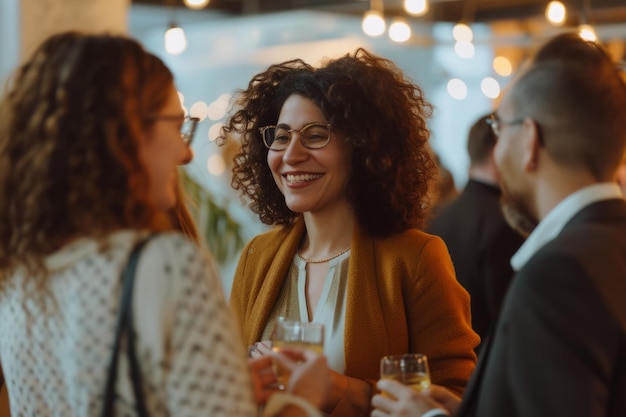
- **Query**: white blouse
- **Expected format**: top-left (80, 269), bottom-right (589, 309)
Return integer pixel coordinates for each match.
top-left (0, 231), bottom-right (257, 417)
top-left (261, 251), bottom-right (350, 374)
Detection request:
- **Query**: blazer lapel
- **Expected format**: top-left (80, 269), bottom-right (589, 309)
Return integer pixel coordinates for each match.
top-left (246, 219), bottom-right (306, 343)
top-left (344, 223), bottom-right (388, 379)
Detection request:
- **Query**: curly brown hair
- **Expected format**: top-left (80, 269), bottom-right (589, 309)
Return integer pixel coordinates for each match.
top-left (0, 32), bottom-right (175, 281)
top-left (221, 48), bottom-right (436, 238)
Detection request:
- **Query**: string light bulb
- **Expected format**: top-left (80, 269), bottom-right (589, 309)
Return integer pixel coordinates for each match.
top-left (362, 10), bottom-right (386, 37)
top-left (404, 0), bottom-right (428, 16)
top-left (493, 56), bottom-right (513, 77)
top-left (454, 41), bottom-right (475, 59)
top-left (389, 19), bottom-right (411, 42)
top-left (452, 23), bottom-right (473, 42)
top-left (579, 24), bottom-right (597, 42)
top-left (165, 24), bottom-right (187, 55)
top-left (183, 0), bottom-right (209, 9)
top-left (545, 1), bottom-right (566, 26)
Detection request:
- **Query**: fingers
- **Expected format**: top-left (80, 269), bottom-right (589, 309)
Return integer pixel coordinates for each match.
top-left (273, 346), bottom-right (324, 370)
top-left (248, 355), bottom-right (273, 372)
top-left (376, 379), bottom-right (414, 399)
top-left (248, 356), bottom-right (279, 405)
top-left (371, 408), bottom-right (390, 417)
top-left (371, 393), bottom-right (396, 413)
top-left (373, 380), bottom-right (449, 417)
top-left (425, 384), bottom-right (462, 415)
top-left (248, 341), bottom-right (273, 358)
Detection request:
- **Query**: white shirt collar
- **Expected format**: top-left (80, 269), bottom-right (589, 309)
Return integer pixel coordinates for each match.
top-left (511, 183), bottom-right (623, 271)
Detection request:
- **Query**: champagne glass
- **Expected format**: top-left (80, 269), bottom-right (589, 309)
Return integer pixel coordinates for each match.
top-left (380, 353), bottom-right (431, 397)
top-left (270, 319), bottom-right (324, 390)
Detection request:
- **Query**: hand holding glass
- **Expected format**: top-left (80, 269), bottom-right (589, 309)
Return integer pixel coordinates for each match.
top-left (270, 320), bottom-right (324, 390)
top-left (380, 353), bottom-right (431, 397)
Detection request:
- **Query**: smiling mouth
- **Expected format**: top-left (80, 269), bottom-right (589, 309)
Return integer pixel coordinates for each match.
top-left (285, 173), bottom-right (323, 184)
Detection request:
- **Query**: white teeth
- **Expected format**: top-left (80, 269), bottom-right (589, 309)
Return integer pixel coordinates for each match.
top-left (285, 174), bottom-right (322, 183)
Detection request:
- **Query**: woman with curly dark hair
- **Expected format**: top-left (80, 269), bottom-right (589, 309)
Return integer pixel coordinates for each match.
top-left (0, 32), bottom-right (329, 417)
top-left (224, 49), bottom-right (479, 417)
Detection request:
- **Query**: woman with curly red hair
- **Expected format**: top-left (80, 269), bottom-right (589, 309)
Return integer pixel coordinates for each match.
top-left (0, 32), bottom-right (328, 417)
top-left (223, 49), bottom-right (479, 417)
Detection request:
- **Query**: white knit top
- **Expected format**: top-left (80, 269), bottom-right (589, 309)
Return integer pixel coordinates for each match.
top-left (0, 231), bottom-right (257, 417)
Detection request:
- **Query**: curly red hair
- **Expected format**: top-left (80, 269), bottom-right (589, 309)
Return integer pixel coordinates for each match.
top-left (0, 32), bottom-right (175, 282)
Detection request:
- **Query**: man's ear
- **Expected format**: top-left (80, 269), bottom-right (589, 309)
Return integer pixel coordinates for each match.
top-left (522, 118), bottom-right (541, 173)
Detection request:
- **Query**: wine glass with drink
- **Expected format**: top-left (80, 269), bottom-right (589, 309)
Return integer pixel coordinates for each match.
top-left (270, 319), bottom-right (324, 390)
top-left (380, 353), bottom-right (431, 397)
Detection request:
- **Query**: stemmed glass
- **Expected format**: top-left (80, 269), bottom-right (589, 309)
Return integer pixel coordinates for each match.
top-left (380, 353), bottom-right (431, 397)
top-left (270, 319), bottom-right (324, 390)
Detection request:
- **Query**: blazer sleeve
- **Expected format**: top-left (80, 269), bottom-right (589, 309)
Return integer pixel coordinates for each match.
top-left (404, 235), bottom-right (479, 395)
top-left (481, 252), bottom-right (623, 416)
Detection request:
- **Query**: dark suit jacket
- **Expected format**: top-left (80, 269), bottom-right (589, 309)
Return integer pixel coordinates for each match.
top-left (458, 198), bottom-right (626, 417)
top-left (427, 179), bottom-right (525, 351)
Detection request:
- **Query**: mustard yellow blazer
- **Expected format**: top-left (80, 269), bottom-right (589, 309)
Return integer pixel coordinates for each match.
top-left (230, 217), bottom-right (479, 415)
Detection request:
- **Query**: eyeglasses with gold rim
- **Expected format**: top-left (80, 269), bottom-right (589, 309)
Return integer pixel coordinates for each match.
top-left (259, 122), bottom-right (332, 151)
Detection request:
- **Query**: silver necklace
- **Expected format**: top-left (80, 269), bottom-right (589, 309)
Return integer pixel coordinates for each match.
top-left (296, 246), bottom-right (351, 264)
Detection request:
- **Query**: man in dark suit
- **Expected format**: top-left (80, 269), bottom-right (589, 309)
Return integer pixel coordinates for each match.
top-left (427, 115), bottom-right (525, 353)
top-left (372, 33), bottom-right (626, 417)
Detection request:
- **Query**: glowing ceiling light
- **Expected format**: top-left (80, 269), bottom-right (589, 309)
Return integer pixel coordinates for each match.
top-left (183, 0), bottom-right (209, 10)
top-left (454, 41), bottom-right (475, 59)
top-left (208, 123), bottom-right (224, 142)
top-left (389, 19), bottom-right (411, 43)
top-left (579, 24), bottom-right (598, 42)
top-left (362, 10), bottom-right (386, 37)
top-left (481, 77), bottom-right (501, 99)
top-left (493, 56), bottom-right (513, 77)
top-left (165, 25), bottom-right (187, 55)
top-left (207, 153), bottom-right (226, 176)
top-left (447, 78), bottom-right (467, 100)
top-left (452, 23), bottom-right (473, 42)
top-left (545, 1), bottom-right (567, 26)
top-left (190, 101), bottom-right (209, 122)
top-left (404, 0), bottom-right (428, 16)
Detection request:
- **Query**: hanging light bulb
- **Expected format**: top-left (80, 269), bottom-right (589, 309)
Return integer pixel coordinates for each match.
top-left (183, 0), bottom-right (209, 9)
top-left (481, 77), bottom-right (501, 99)
top-left (165, 24), bottom-right (187, 55)
top-left (362, 10), bottom-right (386, 37)
top-left (545, 1), bottom-right (566, 26)
top-left (579, 24), bottom-right (598, 42)
top-left (454, 41), bottom-right (475, 59)
top-left (389, 19), bottom-right (411, 43)
top-left (404, 0), bottom-right (428, 16)
top-left (493, 56), bottom-right (513, 77)
top-left (447, 78), bottom-right (468, 100)
top-left (452, 23), bottom-right (473, 42)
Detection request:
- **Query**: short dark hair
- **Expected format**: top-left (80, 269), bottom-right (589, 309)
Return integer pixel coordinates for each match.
top-left (467, 114), bottom-right (496, 166)
top-left (533, 31), bottom-right (615, 66)
top-left (511, 58), bottom-right (626, 180)
top-left (222, 48), bottom-right (436, 237)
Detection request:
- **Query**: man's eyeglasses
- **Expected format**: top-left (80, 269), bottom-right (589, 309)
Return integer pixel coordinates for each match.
top-left (148, 115), bottom-right (200, 146)
top-left (486, 113), bottom-right (524, 137)
top-left (259, 123), bottom-right (332, 151)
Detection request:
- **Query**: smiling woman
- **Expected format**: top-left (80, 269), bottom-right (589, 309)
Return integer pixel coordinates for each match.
top-left (222, 48), bottom-right (479, 417)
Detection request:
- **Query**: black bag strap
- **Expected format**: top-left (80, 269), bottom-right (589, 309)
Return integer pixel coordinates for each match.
top-left (100, 234), bottom-right (155, 417)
